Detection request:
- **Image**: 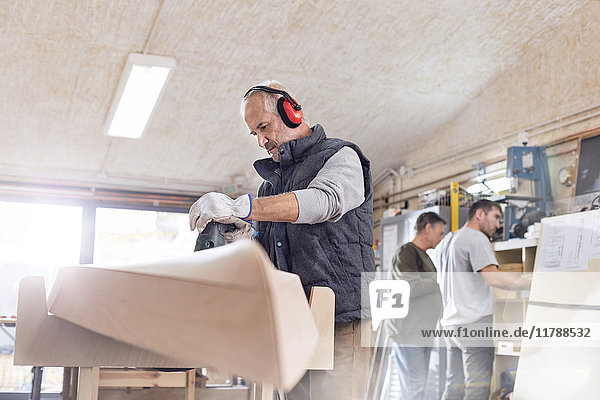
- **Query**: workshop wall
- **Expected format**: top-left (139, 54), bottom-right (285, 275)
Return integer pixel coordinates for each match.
top-left (546, 140), bottom-right (579, 215)
top-left (375, 1), bottom-right (600, 212)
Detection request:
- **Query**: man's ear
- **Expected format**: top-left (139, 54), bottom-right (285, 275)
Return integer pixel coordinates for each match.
top-left (476, 209), bottom-right (485, 220)
top-left (424, 223), bottom-right (432, 234)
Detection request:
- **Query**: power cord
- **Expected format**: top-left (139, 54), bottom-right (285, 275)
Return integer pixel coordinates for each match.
top-left (592, 194), bottom-right (600, 210)
top-left (580, 194), bottom-right (600, 211)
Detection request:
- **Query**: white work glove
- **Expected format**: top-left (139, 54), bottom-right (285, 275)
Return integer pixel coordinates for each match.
top-left (189, 192), bottom-right (252, 232)
top-left (213, 216), bottom-right (258, 243)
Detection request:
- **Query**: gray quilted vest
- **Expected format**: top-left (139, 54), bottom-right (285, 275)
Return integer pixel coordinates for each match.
top-left (253, 124), bottom-right (375, 322)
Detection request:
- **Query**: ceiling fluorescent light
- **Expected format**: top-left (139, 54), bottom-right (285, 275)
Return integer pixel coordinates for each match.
top-left (105, 53), bottom-right (176, 139)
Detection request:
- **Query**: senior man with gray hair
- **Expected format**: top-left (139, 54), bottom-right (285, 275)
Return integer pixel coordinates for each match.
top-left (189, 81), bottom-right (375, 399)
top-left (388, 211), bottom-right (446, 400)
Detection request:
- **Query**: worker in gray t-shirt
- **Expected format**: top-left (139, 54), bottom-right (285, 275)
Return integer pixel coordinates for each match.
top-left (437, 225), bottom-right (497, 327)
top-left (436, 200), bottom-right (531, 400)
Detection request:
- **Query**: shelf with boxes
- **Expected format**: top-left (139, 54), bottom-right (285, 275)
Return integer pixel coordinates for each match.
top-left (490, 238), bottom-right (538, 394)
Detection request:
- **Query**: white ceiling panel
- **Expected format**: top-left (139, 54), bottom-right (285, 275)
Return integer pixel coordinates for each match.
top-left (0, 0), bottom-right (587, 194)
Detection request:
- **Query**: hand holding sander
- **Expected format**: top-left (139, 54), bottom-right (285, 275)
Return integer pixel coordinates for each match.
top-left (194, 221), bottom-right (236, 251)
top-left (189, 193), bottom-right (255, 251)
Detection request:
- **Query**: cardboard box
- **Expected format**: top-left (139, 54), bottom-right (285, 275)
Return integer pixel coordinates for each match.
top-left (498, 263), bottom-right (523, 272)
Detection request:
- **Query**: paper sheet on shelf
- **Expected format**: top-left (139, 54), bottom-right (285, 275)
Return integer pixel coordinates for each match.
top-left (591, 213), bottom-right (600, 260)
top-left (536, 213), bottom-right (595, 272)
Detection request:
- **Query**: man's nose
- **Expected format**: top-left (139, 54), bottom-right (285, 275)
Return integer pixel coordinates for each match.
top-left (256, 132), bottom-right (268, 148)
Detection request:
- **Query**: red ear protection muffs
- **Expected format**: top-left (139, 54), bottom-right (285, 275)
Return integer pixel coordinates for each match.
top-left (243, 85), bottom-right (303, 128)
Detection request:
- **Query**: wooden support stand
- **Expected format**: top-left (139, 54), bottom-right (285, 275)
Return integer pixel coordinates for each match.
top-left (77, 368), bottom-right (197, 400)
top-left (77, 367), bottom-right (99, 400)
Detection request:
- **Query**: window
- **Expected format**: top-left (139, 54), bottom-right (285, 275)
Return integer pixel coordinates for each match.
top-left (94, 208), bottom-right (197, 264)
top-left (0, 199), bottom-right (196, 395)
top-left (0, 201), bottom-right (82, 392)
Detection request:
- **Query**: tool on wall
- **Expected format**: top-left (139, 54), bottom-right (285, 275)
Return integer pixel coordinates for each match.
top-left (492, 144), bottom-right (553, 240)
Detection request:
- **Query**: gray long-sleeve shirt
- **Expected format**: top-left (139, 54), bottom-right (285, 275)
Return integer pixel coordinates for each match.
top-left (292, 146), bottom-right (365, 224)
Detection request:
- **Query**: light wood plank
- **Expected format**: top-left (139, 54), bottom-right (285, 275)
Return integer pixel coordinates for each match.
top-left (98, 369), bottom-right (188, 388)
top-left (514, 305), bottom-right (600, 399)
top-left (16, 241), bottom-right (318, 391)
top-left (185, 369), bottom-right (196, 400)
top-left (14, 276), bottom-right (192, 368)
top-left (77, 367), bottom-right (99, 400)
top-left (305, 287), bottom-right (335, 370)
